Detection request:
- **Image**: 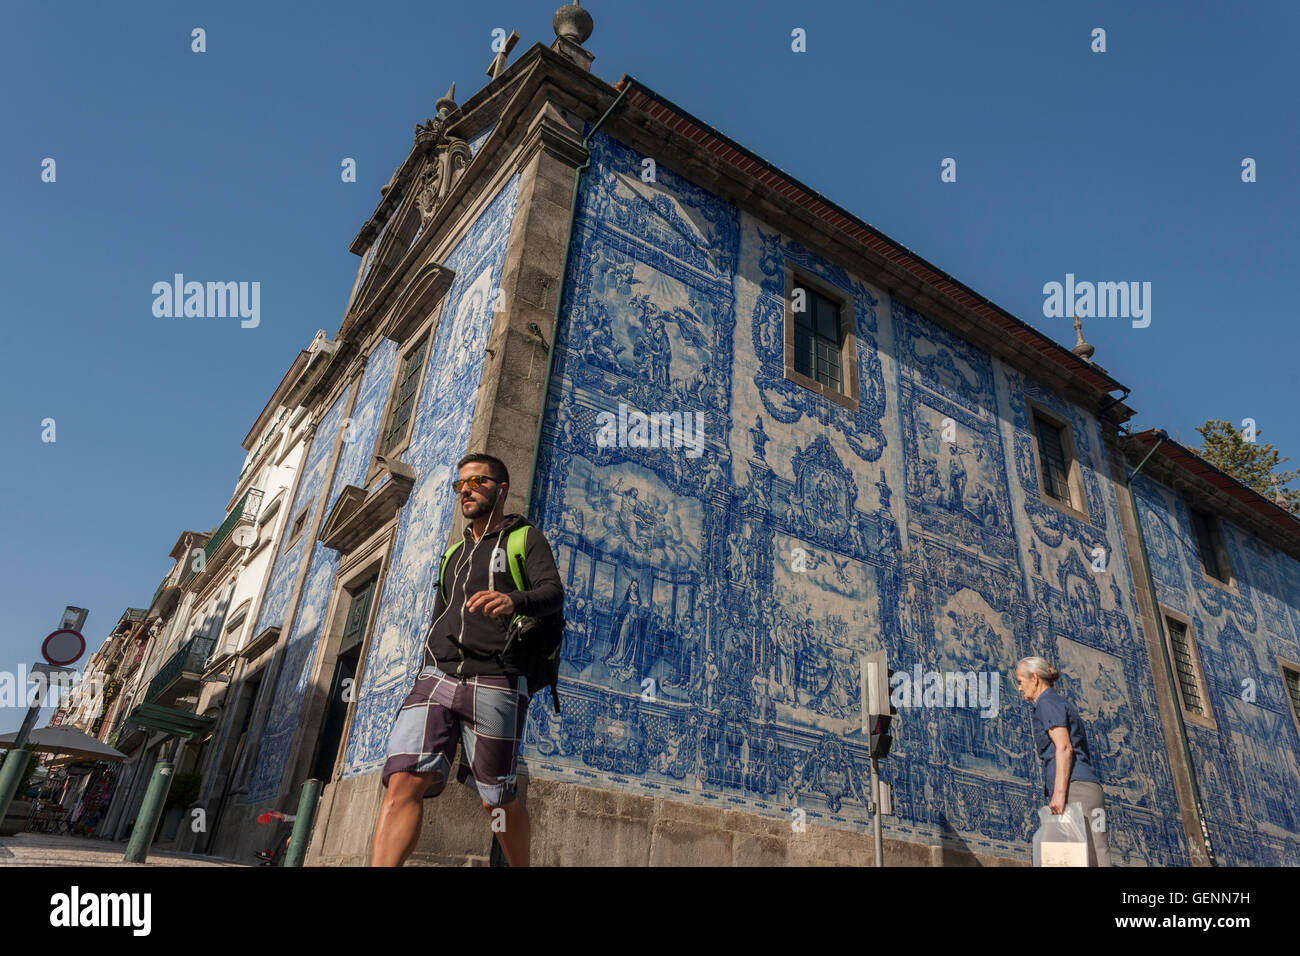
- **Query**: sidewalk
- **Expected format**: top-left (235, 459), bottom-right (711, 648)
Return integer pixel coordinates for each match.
top-left (0, 833), bottom-right (248, 867)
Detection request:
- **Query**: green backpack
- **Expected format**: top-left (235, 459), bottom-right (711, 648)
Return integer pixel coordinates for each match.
top-left (439, 524), bottom-right (566, 713)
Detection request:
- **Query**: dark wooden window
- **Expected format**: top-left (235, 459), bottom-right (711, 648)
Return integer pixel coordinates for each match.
top-left (1033, 413), bottom-right (1072, 506)
top-left (313, 578), bottom-right (375, 782)
top-left (1283, 667), bottom-right (1300, 726)
top-left (381, 334), bottom-right (430, 455)
top-left (1188, 507), bottom-right (1227, 582)
top-left (793, 286), bottom-right (843, 393)
top-left (1165, 617), bottom-right (1205, 716)
top-left (338, 577), bottom-right (376, 655)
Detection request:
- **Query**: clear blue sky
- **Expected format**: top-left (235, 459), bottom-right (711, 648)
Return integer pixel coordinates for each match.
top-left (3, 0), bottom-right (1295, 733)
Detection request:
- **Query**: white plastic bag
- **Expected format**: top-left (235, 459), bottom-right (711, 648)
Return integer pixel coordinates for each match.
top-left (1032, 802), bottom-right (1094, 866)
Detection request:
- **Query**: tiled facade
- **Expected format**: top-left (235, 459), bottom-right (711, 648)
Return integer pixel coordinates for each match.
top-left (1131, 474), bottom-right (1300, 864)
top-left (515, 129), bottom-right (1198, 864)
top-left (78, 34), bottom-right (1298, 866)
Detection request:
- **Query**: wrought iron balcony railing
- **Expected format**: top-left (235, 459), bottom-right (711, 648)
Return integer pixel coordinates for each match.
top-left (145, 635), bottom-right (215, 703)
top-left (185, 488), bottom-right (264, 586)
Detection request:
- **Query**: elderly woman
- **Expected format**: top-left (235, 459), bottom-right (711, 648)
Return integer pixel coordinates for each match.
top-left (1015, 656), bottom-right (1111, 866)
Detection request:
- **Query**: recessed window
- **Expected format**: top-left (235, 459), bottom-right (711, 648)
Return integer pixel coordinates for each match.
top-left (792, 285), bottom-right (844, 392)
top-left (783, 269), bottom-right (858, 412)
top-left (1187, 506), bottom-right (1232, 585)
top-left (1283, 664), bottom-right (1300, 726)
top-left (1279, 665), bottom-right (1300, 738)
top-left (380, 333), bottom-right (431, 456)
top-left (289, 508), bottom-right (309, 544)
top-left (1033, 413), bottom-right (1073, 507)
top-left (1164, 615), bottom-right (1207, 718)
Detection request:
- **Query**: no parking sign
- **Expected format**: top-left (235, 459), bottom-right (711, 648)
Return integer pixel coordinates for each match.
top-left (41, 628), bottom-right (85, 667)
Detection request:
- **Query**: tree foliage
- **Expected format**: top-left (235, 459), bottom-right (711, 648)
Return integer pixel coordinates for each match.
top-left (1196, 419), bottom-right (1300, 514)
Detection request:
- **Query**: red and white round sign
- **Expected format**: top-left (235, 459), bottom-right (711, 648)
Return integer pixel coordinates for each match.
top-left (42, 629), bottom-right (85, 667)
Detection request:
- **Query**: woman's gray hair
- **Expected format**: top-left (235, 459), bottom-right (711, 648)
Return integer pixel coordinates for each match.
top-left (1017, 656), bottom-right (1060, 685)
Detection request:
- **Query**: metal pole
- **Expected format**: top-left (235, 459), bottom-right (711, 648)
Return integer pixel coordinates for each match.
top-left (0, 671), bottom-right (49, 821)
top-left (123, 756), bottom-right (175, 863)
top-left (0, 747), bottom-right (34, 823)
top-left (871, 756), bottom-right (883, 867)
top-left (283, 778), bottom-right (323, 867)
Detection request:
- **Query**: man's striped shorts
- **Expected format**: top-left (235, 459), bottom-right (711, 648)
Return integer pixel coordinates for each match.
top-left (380, 664), bottom-right (529, 805)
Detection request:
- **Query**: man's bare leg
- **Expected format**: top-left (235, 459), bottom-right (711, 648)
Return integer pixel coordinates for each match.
top-left (371, 771), bottom-right (436, 866)
top-left (483, 796), bottom-right (530, 867)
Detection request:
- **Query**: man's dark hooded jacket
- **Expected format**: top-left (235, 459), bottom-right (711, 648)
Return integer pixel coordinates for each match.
top-left (424, 513), bottom-right (564, 678)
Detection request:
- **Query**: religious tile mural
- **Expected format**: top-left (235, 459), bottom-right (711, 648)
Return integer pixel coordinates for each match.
top-left (245, 340), bottom-right (398, 804)
top-left (245, 385), bottom-right (351, 800)
top-left (254, 391), bottom-right (351, 638)
top-left (519, 128), bottom-right (1202, 863)
top-left (1130, 472), bottom-right (1300, 865)
top-left (342, 172), bottom-right (523, 776)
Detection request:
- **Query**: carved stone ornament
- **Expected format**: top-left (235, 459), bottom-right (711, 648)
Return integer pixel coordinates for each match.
top-left (411, 82), bottom-right (474, 226)
top-left (318, 455), bottom-right (417, 554)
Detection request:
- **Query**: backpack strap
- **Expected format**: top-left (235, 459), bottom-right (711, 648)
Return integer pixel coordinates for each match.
top-left (505, 525), bottom-right (530, 591)
top-left (505, 525), bottom-right (530, 630)
top-left (438, 539), bottom-right (465, 604)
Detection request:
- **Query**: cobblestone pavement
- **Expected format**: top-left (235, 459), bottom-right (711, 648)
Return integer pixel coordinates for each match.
top-left (0, 833), bottom-right (248, 866)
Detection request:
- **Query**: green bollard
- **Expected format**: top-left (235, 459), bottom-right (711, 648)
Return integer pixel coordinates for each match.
top-left (123, 759), bottom-right (174, 864)
top-left (0, 748), bottom-right (34, 824)
top-left (283, 778), bottom-right (323, 868)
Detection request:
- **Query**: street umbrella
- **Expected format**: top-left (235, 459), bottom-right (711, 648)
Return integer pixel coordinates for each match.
top-left (0, 726), bottom-right (126, 764)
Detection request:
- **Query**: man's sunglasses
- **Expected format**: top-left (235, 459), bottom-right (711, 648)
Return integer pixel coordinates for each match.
top-left (452, 475), bottom-right (499, 492)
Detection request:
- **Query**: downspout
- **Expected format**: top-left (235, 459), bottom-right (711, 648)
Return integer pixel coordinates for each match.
top-left (1123, 428), bottom-right (1217, 866)
top-left (524, 82), bottom-right (630, 514)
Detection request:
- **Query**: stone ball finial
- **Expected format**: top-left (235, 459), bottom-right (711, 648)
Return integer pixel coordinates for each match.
top-left (554, 1), bottom-right (593, 44)
top-left (1071, 315), bottom-right (1095, 362)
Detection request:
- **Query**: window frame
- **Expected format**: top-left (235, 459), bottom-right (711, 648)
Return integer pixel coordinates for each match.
top-left (1159, 605), bottom-right (1216, 730)
top-left (1185, 502), bottom-right (1238, 594)
top-left (367, 315), bottom-right (438, 486)
top-left (313, 539), bottom-right (392, 784)
top-left (783, 265), bottom-right (859, 413)
top-left (1026, 398), bottom-right (1090, 524)
top-left (285, 504), bottom-right (311, 550)
top-left (1278, 655), bottom-right (1300, 748)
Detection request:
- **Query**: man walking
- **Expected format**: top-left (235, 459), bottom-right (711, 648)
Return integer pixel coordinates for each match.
top-left (371, 453), bottom-right (564, 867)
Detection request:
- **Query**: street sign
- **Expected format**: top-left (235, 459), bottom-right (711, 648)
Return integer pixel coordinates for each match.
top-left (42, 629), bottom-right (85, 667)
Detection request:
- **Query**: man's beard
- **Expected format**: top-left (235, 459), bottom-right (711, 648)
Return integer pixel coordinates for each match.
top-left (463, 491), bottom-right (499, 519)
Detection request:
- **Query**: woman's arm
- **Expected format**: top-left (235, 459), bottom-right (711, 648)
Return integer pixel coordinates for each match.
top-left (1048, 725), bottom-right (1074, 814)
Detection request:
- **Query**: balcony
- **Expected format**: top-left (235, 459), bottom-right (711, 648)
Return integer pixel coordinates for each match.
top-left (186, 488), bottom-right (264, 590)
top-left (145, 635), bottom-right (215, 708)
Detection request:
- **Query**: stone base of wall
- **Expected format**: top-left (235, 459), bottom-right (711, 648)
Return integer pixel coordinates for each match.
top-left (305, 766), bottom-right (1027, 867)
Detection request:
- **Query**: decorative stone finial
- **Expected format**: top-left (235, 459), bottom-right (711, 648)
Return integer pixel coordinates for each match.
top-left (1272, 476), bottom-right (1289, 509)
top-left (553, 1), bottom-right (593, 43)
top-left (436, 82), bottom-right (458, 118)
top-left (1071, 315), bottom-right (1095, 362)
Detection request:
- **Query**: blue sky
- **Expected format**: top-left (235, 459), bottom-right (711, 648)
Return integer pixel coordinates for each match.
top-left (2, 0), bottom-right (1295, 733)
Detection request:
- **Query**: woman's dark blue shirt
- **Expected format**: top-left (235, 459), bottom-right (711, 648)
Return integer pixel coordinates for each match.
top-left (1032, 687), bottom-right (1101, 797)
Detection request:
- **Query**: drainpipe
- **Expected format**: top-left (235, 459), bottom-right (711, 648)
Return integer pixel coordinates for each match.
top-left (523, 82), bottom-right (630, 514)
top-left (1123, 428), bottom-right (1217, 866)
